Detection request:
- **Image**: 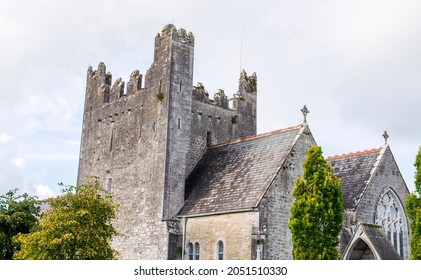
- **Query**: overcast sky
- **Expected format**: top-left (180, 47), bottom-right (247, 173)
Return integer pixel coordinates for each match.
top-left (1, 0), bottom-right (420, 198)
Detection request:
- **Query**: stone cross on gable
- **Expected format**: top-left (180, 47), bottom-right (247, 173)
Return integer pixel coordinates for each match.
top-left (301, 105), bottom-right (309, 123)
top-left (383, 131), bottom-right (389, 144)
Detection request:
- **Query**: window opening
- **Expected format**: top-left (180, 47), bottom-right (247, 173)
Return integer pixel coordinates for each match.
top-left (375, 190), bottom-right (406, 258)
top-left (106, 178), bottom-right (112, 192)
top-left (194, 242), bottom-right (200, 260)
top-left (188, 242), bottom-right (194, 260)
top-left (217, 241), bottom-right (224, 260)
top-left (110, 128), bottom-right (116, 151)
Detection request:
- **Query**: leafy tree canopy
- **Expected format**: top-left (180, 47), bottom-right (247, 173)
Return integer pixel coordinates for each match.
top-left (406, 147), bottom-right (421, 259)
top-left (415, 147), bottom-right (421, 194)
top-left (289, 146), bottom-right (343, 260)
top-left (14, 178), bottom-right (118, 260)
top-left (0, 189), bottom-right (40, 259)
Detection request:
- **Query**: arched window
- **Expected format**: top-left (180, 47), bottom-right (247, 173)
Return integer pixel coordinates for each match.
top-left (217, 241), bottom-right (224, 260)
top-left (375, 190), bottom-right (407, 258)
top-left (188, 242), bottom-right (194, 260)
top-left (194, 242), bottom-right (200, 260)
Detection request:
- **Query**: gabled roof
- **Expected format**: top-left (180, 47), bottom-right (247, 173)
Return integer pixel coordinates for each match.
top-left (327, 147), bottom-right (384, 210)
top-left (342, 223), bottom-right (401, 260)
top-left (179, 124), bottom-right (307, 217)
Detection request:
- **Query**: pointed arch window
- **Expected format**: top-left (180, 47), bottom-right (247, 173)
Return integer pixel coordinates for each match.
top-left (375, 190), bottom-right (407, 258)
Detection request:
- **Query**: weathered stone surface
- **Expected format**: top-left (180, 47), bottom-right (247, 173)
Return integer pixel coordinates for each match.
top-left (77, 24), bottom-right (258, 260)
top-left (180, 124), bottom-right (316, 260)
top-left (77, 24), bottom-right (409, 260)
top-left (328, 145), bottom-right (410, 259)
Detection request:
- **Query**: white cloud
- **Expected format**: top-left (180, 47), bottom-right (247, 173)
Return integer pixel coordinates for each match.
top-left (0, 133), bottom-right (13, 144)
top-left (34, 184), bottom-right (56, 199)
top-left (12, 157), bottom-right (25, 169)
top-left (0, 0), bottom-right (419, 196)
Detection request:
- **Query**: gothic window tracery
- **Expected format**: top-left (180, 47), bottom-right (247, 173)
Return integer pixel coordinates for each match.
top-left (375, 190), bottom-right (405, 257)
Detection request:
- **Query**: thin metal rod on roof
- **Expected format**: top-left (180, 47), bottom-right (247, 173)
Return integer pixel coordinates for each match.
top-left (301, 105), bottom-right (309, 123)
top-left (383, 131), bottom-right (389, 144)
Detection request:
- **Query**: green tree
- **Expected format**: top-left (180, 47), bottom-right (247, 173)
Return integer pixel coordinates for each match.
top-left (0, 189), bottom-right (40, 259)
top-left (14, 178), bottom-right (118, 260)
top-left (289, 146), bottom-right (343, 260)
top-left (406, 147), bottom-right (421, 259)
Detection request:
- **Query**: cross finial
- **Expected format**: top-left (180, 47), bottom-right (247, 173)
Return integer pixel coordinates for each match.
top-left (301, 105), bottom-right (309, 123)
top-left (383, 131), bottom-right (389, 144)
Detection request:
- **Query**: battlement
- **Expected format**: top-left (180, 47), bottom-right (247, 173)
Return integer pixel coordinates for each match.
top-left (86, 63), bottom-right (144, 105)
top-left (79, 24), bottom-right (258, 259)
top-left (239, 69), bottom-right (257, 94)
top-left (156, 24), bottom-right (195, 46)
top-left (192, 70), bottom-right (257, 112)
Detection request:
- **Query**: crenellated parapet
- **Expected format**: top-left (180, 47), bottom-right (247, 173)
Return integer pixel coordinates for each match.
top-left (158, 24), bottom-right (195, 46)
top-left (238, 69), bottom-right (257, 94)
top-left (192, 70), bottom-right (257, 118)
top-left (85, 62), bottom-right (145, 108)
top-left (192, 82), bottom-right (209, 102)
top-left (213, 89), bottom-right (229, 109)
top-left (238, 70), bottom-right (257, 94)
top-left (78, 24), bottom-right (258, 260)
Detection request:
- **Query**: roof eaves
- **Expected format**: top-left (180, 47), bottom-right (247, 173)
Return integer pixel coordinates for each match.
top-left (177, 207), bottom-right (257, 218)
top-left (326, 147), bottom-right (382, 161)
top-left (208, 124), bottom-right (303, 149)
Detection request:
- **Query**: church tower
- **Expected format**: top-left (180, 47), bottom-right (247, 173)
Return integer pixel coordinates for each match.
top-left (77, 24), bottom-right (194, 259)
top-left (77, 24), bottom-right (257, 259)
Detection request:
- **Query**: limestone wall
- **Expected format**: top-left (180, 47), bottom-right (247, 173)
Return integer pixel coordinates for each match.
top-left (184, 211), bottom-right (258, 260)
top-left (77, 24), bottom-right (258, 260)
top-left (260, 125), bottom-right (316, 259)
top-left (354, 146), bottom-right (410, 259)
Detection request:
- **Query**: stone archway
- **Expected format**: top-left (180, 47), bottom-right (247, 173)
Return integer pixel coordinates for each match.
top-left (342, 223), bottom-right (401, 260)
top-left (346, 238), bottom-right (376, 260)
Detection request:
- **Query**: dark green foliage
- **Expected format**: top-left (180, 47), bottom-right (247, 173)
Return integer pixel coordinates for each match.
top-left (0, 189), bottom-right (40, 259)
top-left (415, 147), bottom-right (421, 194)
top-left (14, 178), bottom-right (118, 260)
top-left (406, 147), bottom-right (421, 259)
top-left (156, 92), bottom-right (164, 101)
top-left (289, 146), bottom-right (343, 259)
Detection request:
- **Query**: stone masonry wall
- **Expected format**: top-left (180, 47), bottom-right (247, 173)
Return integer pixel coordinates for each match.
top-left (77, 24), bottom-right (258, 259)
top-left (260, 125), bottom-right (316, 259)
top-left (77, 24), bottom-right (195, 259)
top-left (184, 211), bottom-right (258, 260)
top-left (353, 146), bottom-right (410, 259)
top-left (186, 72), bottom-right (257, 175)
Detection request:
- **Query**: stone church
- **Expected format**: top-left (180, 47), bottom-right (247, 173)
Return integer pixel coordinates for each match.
top-left (77, 24), bottom-right (409, 260)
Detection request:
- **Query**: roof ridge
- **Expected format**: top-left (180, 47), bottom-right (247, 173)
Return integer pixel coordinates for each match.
top-left (208, 124), bottom-right (303, 149)
top-left (326, 147), bottom-right (382, 161)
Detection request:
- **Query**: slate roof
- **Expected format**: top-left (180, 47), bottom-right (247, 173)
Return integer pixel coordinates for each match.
top-left (344, 223), bottom-right (401, 260)
top-left (179, 124), bottom-right (305, 216)
top-left (361, 223), bottom-right (401, 260)
top-left (327, 148), bottom-right (383, 210)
